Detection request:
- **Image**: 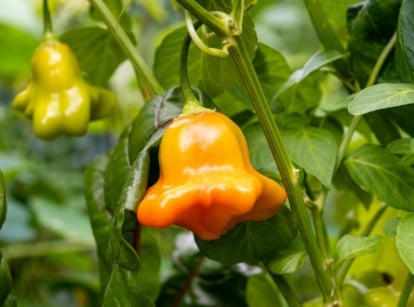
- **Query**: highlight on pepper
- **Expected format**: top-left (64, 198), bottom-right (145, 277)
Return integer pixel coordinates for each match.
top-left (12, 38), bottom-right (117, 140)
top-left (137, 110), bottom-right (287, 241)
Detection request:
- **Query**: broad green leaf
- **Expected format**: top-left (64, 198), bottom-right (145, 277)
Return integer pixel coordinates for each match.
top-left (347, 0), bottom-right (401, 85)
top-left (0, 251), bottom-right (16, 307)
top-left (0, 171), bottom-right (5, 228)
top-left (345, 144), bottom-right (414, 211)
top-left (348, 83), bottom-right (414, 115)
top-left (246, 273), bottom-right (287, 307)
top-left (266, 237), bottom-right (306, 274)
top-left (396, 0), bottom-right (414, 82)
top-left (282, 127), bottom-right (337, 186)
top-left (60, 27), bottom-right (127, 86)
top-left (0, 23), bottom-right (38, 78)
top-left (254, 43), bottom-right (290, 102)
top-left (195, 206), bottom-right (297, 265)
top-left (396, 213), bottom-right (414, 274)
top-left (154, 26), bottom-right (201, 89)
top-left (335, 234), bottom-right (380, 264)
top-left (273, 50), bottom-right (345, 99)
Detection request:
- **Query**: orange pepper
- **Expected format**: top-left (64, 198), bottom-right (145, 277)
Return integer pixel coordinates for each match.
top-left (137, 111), bottom-right (287, 240)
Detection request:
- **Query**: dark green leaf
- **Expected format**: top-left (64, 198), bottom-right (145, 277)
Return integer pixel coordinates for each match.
top-left (396, 0), bottom-right (414, 82)
top-left (396, 213), bottom-right (414, 274)
top-left (195, 207), bottom-right (297, 265)
top-left (282, 127), bottom-right (337, 186)
top-left (273, 50), bottom-right (346, 100)
top-left (154, 26), bottom-right (201, 89)
top-left (335, 234), bottom-right (380, 264)
top-left (0, 23), bottom-right (38, 78)
top-left (345, 144), bottom-right (414, 210)
top-left (348, 83), bottom-right (414, 115)
top-left (246, 273), bottom-right (288, 307)
top-left (0, 171), bottom-right (5, 229)
top-left (347, 0), bottom-right (401, 85)
top-left (60, 27), bottom-right (127, 86)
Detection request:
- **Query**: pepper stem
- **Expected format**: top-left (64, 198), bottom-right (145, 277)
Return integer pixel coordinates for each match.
top-left (42, 0), bottom-right (53, 35)
top-left (180, 20), bottom-right (209, 114)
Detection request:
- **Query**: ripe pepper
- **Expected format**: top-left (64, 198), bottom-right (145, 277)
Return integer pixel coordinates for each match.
top-left (137, 111), bottom-right (287, 240)
top-left (12, 38), bottom-right (116, 140)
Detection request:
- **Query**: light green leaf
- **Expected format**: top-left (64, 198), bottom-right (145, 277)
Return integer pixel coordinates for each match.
top-left (273, 50), bottom-right (345, 100)
top-left (348, 83), bottom-right (414, 115)
top-left (282, 127), bottom-right (337, 186)
top-left (266, 237), bottom-right (306, 274)
top-left (335, 234), bottom-right (380, 264)
top-left (396, 213), bottom-right (414, 274)
top-left (345, 144), bottom-right (414, 211)
top-left (387, 138), bottom-right (414, 155)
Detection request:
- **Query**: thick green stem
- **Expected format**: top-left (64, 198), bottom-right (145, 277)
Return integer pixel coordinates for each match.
top-left (42, 0), bottom-right (53, 34)
top-left (397, 272), bottom-right (414, 307)
top-left (89, 0), bottom-right (163, 98)
top-left (228, 37), bottom-right (339, 304)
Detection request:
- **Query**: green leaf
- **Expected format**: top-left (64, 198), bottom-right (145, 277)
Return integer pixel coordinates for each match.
top-left (266, 237), bottom-right (306, 274)
top-left (60, 27), bottom-right (127, 86)
top-left (0, 23), bottom-right (38, 78)
top-left (195, 206), bottom-right (297, 265)
top-left (335, 234), bottom-right (380, 264)
top-left (0, 171), bottom-right (5, 229)
top-left (282, 127), bottom-right (337, 186)
top-left (387, 138), bottom-right (414, 155)
top-left (273, 50), bottom-right (345, 100)
top-left (246, 273), bottom-right (287, 307)
top-left (31, 197), bottom-right (94, 245)
top-left (396, 213), bottom-right (414, 274)
top-left (345, 144), bottom-right (414, 211)
top-left (396, 0), bottom-right (414, 82)
top-left (348, 83), bottom-right (414, 115)
top-left (154, 26), bottom-right (201, 89)
top-left (347, 0), bottom-right (401, 85)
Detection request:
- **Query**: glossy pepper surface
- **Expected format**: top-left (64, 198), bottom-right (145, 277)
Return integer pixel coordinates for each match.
top-left (137, 111), bottom-right (287, 240)
top-left (12, 38), bottom-right (116, 140)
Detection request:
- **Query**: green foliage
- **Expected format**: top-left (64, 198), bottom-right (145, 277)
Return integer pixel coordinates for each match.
top-left (3, 0), bottom-right (414, 306)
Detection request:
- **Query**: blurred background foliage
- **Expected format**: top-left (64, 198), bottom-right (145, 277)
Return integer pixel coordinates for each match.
top-left (0, 0), bottom-right (343, 306)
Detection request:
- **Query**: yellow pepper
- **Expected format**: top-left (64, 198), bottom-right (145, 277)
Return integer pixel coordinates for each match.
top-left (12, 38), bottom-right (116, 140)
top-left (137, 111), bottom-right (287, 240)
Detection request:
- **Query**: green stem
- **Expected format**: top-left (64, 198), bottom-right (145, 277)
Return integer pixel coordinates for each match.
top-left (228, 37), bottom-right (339, 304)
top-left (89, 0), bottom-right (163, 98)
top-left (2, 240), bottom-right (94, 260)
top-left (42, 0), bottom-right (53, 34)
top-left (180, 21), bottom-right (202, 108)
top-left (265, 267), bottom-right (302, 307)
top-left (397, 272), bottom-right (414, 307)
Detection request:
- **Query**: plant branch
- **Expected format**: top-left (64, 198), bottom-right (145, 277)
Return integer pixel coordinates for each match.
top-left (89, 0), bottom-right (163, 98)
top-left (397, 272), bottom-right (414, 307)
top-left (42, 0), bottom-right (53, 34)
top-left (265, 266), bottom-right (302, 307)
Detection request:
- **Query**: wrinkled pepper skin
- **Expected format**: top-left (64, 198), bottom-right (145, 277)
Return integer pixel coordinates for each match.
top-left (12, 39), bottom-right (116, 140)
top-left (137, 111), bottom-right (287, 240)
